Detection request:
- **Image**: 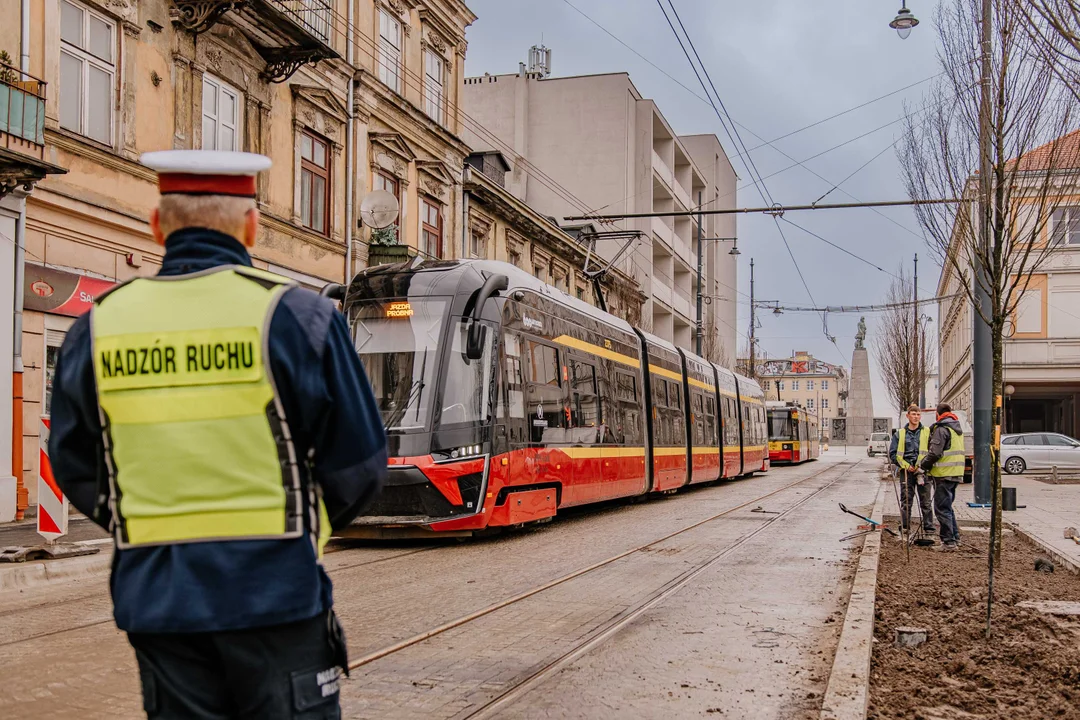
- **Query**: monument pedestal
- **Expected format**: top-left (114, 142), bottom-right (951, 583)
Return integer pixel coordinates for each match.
top-left (847, 346), bottom-right (875, 447)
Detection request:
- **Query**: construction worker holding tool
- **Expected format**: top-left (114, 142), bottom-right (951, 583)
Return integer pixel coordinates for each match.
top-left (48, 150), bottom-right (387, 718)
top-left (920, 402), bottom-right (965, 551)
top-left (889, 404), bottom-right (936, 538)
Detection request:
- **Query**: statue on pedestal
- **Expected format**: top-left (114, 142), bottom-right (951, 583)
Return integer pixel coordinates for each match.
top-left (854, 316), bottom-right (867, 350)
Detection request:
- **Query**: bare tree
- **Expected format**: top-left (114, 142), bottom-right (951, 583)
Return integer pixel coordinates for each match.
top-left (699, 320), bottom-right (732, 367)
top-left (901, 0), bottom-right (1080, 560)
top-left (1017, 1), bottom-right (1080, 98)
top-left (874, 267), bottom-right (936, 415)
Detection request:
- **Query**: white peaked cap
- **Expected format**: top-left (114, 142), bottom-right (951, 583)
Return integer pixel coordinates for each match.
top-left (140, 150), bottom-right (272, 197)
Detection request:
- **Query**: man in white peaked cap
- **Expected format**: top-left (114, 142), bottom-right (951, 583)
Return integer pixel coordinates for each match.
top-left (49, 150), bottom-right (387, 718)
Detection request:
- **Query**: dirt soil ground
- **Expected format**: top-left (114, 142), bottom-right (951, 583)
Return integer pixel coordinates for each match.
top-left (868, 531), bottom-right (1080, 720)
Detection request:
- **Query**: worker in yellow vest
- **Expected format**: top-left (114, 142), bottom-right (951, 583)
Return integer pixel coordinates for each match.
top-left (919, 402), bottom-right (966, 551)
top-left (49, 150), bottom-right (388, 718)
top-left (889, 404), bottom-right (936, 537)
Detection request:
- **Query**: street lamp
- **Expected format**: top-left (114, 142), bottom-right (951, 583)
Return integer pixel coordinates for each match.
top-left (889, 1), bottom-right (919, 40)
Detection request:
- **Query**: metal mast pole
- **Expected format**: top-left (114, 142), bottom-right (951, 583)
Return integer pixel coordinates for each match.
top-left (973, 0), bottom-right (993, 505)
top-left (695, 191), bottom-right (704, 357)
top-left (749, 258), bottom-right (756, 380)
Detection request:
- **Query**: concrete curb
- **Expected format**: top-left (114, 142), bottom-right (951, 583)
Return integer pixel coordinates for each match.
top-left (1009, 524), bottom-right (1080, 575)
top-left (0, 549), bottom-right (112, 594)
top-left (819, 484), bottom-right (884, 720)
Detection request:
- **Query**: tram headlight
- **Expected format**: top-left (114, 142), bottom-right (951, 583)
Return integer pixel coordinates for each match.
top-left (782, 443), bottom-right (793, 451)
top-left (440, 445), bottom-right (484, 462)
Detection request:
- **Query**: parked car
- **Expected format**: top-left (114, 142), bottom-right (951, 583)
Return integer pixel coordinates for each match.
top-left (1000, 433), bottom-right (1080, 474)
top-left (868, 432), bottom-right (890, 457)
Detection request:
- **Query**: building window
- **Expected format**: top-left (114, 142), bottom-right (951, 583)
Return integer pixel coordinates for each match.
top-left (791, 381), bottom-right (799, 391)
top-left (201, 75), bottom-right (242, 151)
top-left (1051, 206), bottom-right (1080, 245)
top-left (822, 380), bottom-right (829, 391)
top-left (777, 381), bottom-right (784, 391)
top-left (424, 49), bottom-right (445, 123)
top-left (470, 227), bottom-right (487, 258)
top-left (763, 380), bottom-right (771, 391)
top-left (59, 0), bottom-right (115, 145)
top-left (508, 250), bottom-right (521, 268)
top-left (822, 398), bottom-right (829, 409)
top-left (806, 380), bottom-right (815, 391)
top-left (576, 286), bottom-right (585, 301)
top-left (378, 9), bottom-right (402, 93)
top-left (421, 198), bottom-right (443, 258)
top-left (807, 398), bottom-right (815, 410)
top-left (300, 130), bottom-right (330, 235)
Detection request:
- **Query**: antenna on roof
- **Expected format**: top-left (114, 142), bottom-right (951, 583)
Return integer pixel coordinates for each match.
top-left (528, 44), bottom-right (552, 78)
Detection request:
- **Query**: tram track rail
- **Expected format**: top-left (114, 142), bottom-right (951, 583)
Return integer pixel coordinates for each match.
top-left (461, 461), bottom-right (854, 718)
top-left (346, 460), bottom-right (854, 674)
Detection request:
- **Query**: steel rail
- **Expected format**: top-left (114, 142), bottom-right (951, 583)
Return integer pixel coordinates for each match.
top-left (347, 461), bottom-right (852, 672)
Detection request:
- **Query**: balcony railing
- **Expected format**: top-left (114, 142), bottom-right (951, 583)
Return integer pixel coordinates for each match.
top-left (172, 0), bottom-right (339, 82)
top-left (0, 63), bottom-right (45, 159)
top-left (0, 62), bottom-right (64, 196)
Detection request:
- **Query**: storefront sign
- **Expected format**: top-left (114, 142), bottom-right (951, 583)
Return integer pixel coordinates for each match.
top-left (23, 263), bottom-right (116, 317)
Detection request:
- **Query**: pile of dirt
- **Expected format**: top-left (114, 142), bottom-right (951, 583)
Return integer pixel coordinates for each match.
top-left (868, 532), bottom-right (1080, 720)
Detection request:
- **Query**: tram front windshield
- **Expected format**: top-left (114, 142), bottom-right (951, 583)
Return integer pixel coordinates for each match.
top-left (352, 298), bottom-right (493, 432)
top-left (769, 413), bottom-right (795, 441)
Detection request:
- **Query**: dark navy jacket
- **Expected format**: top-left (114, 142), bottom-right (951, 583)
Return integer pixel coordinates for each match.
top-left (49, 229), bottom-right (387, 634)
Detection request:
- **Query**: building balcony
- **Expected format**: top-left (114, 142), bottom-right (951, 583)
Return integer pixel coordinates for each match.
top-left (652, 148), bottom-right (674, 190)
top-left (652, 215), bottom-right (673, 247)
top-left (172, 0), bottom-right (339, 82)
top-left (0, 64), bottom-right (65, 196)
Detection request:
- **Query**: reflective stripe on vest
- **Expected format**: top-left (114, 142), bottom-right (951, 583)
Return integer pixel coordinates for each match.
top-left (896, 426), bottom-right (930, 471)
top-left (91, 265), bottom-right (327, 552)
top-left (929, 427), bottom-right (966, 478)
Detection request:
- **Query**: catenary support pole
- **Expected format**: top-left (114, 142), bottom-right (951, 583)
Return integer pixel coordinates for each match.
top-left (973, 0), bottom-right (993, 507)
top-left (749, 258), bottom-right (756, 381)
top-left (695, 191), bottom-right (704, 357)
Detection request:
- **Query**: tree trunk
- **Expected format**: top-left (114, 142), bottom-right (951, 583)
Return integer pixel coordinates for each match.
top-left (990, 319), bottom-right (1005, 563)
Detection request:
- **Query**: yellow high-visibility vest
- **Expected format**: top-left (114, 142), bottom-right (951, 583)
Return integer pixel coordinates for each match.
top-left (929, 426), bottom-right (966, 479)
top-left (895, 426), bottom-right (930, 471)
top-left (91, 265), bottom-right (330, 553)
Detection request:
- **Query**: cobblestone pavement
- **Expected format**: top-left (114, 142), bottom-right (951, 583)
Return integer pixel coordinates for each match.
top-left (0, 456), bottom-right (879, 719)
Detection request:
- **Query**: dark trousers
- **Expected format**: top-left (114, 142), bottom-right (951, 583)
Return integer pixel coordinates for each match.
top-left (899, 469), bottom-right (935, 532)
top-left (128, 611), bottom-right (345, 719)
top-left (933, 479), bottom-right (961, 544)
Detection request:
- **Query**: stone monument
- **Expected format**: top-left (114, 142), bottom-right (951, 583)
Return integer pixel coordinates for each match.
top-left (847, 317), bottom-right (875, 446)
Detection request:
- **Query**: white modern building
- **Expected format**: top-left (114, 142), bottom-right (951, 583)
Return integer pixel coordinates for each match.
top-left (462, 66), bottom-right (738, 361)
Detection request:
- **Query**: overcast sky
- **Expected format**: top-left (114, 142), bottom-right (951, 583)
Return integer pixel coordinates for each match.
top-left (463, 0), bottom-right (947, 418)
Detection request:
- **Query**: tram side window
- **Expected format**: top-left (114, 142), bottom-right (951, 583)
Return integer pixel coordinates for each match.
top-left (670, 380), bottom-right (684, 442)
top-left (725, 398), bottom-right (739, 447)
top-left (526, 341), bottom-right (566, 443)
top-left (692, 392), bottom-right (706, 447)
top-left (704, 396), bottom-right (717, 444)
top-left (570, 359), bottom-right (601, 444)
top-left (614, 370), bottom-right (642, 445)
top-left (501, 333), bottom-right (525, 420)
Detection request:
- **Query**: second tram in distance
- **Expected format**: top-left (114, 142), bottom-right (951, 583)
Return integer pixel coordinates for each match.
top-left (766, 401), bottom-right (820, 464)
top-left (339, 259), bottom-right (770, 537)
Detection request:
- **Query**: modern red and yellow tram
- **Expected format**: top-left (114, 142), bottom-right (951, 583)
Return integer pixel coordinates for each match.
top-left (340, 259), bottom-right (769, 537)
top-left (766, 401), bottom-right (820, 464)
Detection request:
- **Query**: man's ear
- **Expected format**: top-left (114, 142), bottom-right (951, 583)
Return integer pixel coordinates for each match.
top-left (150, 208), bottom-right (165, 246)
top-left (242, 208), bottom-right (260, 248)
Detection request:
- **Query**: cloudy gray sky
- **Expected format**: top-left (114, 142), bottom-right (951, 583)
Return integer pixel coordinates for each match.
top-left (463, 0), bottom-right (946, 417)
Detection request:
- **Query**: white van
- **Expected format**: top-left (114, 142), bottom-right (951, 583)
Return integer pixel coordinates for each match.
top-left (868, 432), bottom-right (891, 457)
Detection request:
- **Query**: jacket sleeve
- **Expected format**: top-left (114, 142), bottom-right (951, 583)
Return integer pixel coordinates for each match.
top-left (888, 432), bottom-right (900, 466)
top-left (48, 314), bottom-right (111, 530)
top-left (920, 425), bottom-right (948, 472)
top-left (271, 289), bottom-right (387, 532)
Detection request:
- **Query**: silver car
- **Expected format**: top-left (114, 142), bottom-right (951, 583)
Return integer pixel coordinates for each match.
top-left (1000, 433), bottom-right (1080, 474)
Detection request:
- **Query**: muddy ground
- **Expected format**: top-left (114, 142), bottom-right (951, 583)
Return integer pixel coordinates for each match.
top-left (868, 531), bottom-right (1080, 720)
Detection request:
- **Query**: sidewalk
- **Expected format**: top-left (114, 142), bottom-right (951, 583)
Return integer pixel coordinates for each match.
top-left (0, 515), bottom-right (109, 547)
top-left (882, 470), bottom-right (1080, 570)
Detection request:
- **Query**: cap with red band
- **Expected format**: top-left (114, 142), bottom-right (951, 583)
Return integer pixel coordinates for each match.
top-left (140, 150), bottom-right (272, 197)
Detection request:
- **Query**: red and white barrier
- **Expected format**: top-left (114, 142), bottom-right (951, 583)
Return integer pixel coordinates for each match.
top-left (37, 416), bottom-right (68, 542)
